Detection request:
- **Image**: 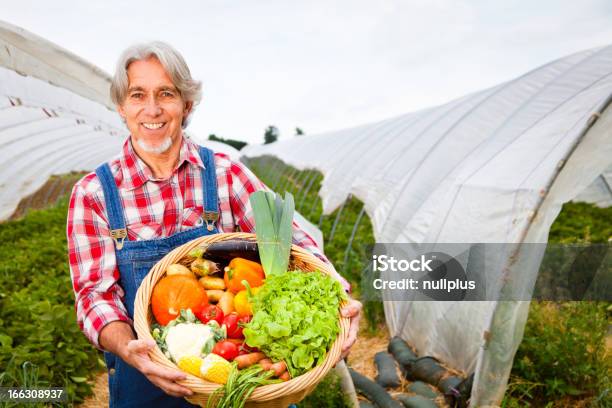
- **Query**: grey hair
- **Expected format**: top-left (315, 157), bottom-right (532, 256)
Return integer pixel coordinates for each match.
top-left (110, 41), bottom-right (202, 128)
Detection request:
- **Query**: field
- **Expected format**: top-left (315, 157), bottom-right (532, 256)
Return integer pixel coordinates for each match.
top-left (0, 162), bottom-right (609, 407)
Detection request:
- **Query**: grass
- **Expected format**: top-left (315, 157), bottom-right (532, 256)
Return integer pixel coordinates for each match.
top-left (503, 201), bottom-right (611, 408)
top-left (300, 371), bottom-right (353, 408)
top-left (0, 196), bottom-right (103, 405)
top-left (504, 301), bottom-right (610, 407)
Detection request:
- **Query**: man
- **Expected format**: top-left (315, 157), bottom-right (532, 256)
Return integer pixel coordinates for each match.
top-left (67, 41), bottom-right (362, 407)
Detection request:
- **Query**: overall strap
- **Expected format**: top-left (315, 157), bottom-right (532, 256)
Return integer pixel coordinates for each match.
top-left (95, 164), bottom-right (128, 250)
top-left (198, 146), bottom-right (219, 231)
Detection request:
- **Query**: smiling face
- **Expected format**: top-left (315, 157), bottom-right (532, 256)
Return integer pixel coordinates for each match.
top-left (117, 56), bottom-right (192, 154)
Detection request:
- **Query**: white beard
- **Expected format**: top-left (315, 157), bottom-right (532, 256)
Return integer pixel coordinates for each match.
top-left (136, 137), bottom-right (173, 154)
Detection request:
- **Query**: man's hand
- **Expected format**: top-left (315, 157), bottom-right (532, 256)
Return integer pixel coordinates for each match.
top-left (100, 321), bottom-right (192, 398)
top-left (339, 298), bottom-right (362, 360)
top-left (122, 339), bottom-right (193, 398)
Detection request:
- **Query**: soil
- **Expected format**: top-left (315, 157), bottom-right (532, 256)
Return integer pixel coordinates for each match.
top-left (9, 172), bottom-right (87, 220)
top-left (79, 370), bottom-right (108, 408)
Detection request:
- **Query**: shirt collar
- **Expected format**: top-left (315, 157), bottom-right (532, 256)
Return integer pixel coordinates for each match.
top-left (119, 136), bottom-right (205, 191)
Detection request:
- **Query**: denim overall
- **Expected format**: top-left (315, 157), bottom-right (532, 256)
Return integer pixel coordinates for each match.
top-left (95, 146), bottom-right (218, 408)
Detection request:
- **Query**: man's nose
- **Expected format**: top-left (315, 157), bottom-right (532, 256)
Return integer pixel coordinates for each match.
top-left (143, 95), bottom-right (162, 116)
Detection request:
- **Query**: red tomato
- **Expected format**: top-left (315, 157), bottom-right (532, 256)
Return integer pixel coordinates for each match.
top-left (212, 340), bottom-right (239, 361)
top-left (238, 342), bottom-right (260, 355)
top-left (221, 338), bottom-right (259, 355)
top-left (195, 305), bottom-right (224, 325)
top-left (224, 314), bottom-right (252, 339)
top-left (223, 313), bottom-right (242, 338)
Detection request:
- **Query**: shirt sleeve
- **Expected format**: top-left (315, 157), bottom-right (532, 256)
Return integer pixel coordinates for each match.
top-left (67, 180), bottom-right (131, 349)
top-left (226, 159), bottom-right (351, 292)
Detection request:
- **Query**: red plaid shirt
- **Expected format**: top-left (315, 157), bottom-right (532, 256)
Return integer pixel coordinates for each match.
top-left (67, 136), bottom-right (348, 348)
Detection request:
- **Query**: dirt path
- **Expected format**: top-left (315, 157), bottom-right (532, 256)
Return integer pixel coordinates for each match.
top-left (79, 370), bottom-right (108, 408)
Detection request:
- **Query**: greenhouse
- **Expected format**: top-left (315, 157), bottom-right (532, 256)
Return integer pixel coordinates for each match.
top-left (0, 18), bottom-right (610, 408)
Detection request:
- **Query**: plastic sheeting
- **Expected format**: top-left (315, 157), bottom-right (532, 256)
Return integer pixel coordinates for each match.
top-left (0, 21), bottom-right (238, 221)
top-left (0, 19), bottom-right (126, 221)
top-left (243, 45), bottom-right (612, 405)
top-left (573, 164), bottom-right (612, 207)
top-left (0, 67), bottom-right (125, 220)
top-left (0, 20), bottom-right (113, 108)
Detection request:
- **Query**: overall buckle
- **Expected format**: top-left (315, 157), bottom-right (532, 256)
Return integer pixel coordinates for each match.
top-left (203, 211), bottom-right (219, 232)
top-left (110, 228), bottom-right (128, 250)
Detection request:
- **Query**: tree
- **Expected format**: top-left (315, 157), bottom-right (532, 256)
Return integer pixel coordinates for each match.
top-left (208, 134), bottom-right (248, 150)
top-left (264, 126), bottom-right (279, 144)
top-left (295, 127), bottom-right (304, 136)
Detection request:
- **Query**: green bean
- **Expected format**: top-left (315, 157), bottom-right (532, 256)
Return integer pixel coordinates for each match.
top-left (208, 365), bottom-right (278, 408)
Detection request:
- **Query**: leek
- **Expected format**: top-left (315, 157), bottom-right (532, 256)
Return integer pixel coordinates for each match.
top-left (249, 191), bottom-right (294, 276)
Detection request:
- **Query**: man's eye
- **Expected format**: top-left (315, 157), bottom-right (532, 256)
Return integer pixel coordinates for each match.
top-left (161, 91), bottom-right (175, 97)
top-left (130, 93), bottom-right (143, 99)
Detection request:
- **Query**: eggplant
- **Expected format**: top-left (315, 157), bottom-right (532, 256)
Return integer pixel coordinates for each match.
top-left (193, 239), bottom-right (260, 263)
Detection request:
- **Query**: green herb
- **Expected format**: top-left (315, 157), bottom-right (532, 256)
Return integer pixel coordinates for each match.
top-left (206, 364), bottom-right (279, 408)
top-left (243, 270), bottom-right (347, 378)
top-left (249, 191), bottom-right (294, 277)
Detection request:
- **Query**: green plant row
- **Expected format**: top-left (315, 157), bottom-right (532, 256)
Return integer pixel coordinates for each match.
top-left (0, 196), bottom-right (102, 405)
top-left (504, 202), bottom-right (611, 407)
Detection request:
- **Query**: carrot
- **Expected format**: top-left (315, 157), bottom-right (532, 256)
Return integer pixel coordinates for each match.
top-left (234, 352), bottom-right (266, 369)
top-left (258, 358), bottom-right (273, 371)
top-left (279, 371), bottom-right (291, 382)
top-left (270, 361), bottom-right (287, 377)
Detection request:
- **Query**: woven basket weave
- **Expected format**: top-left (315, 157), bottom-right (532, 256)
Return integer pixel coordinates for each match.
top-left (134, 232), bottom-right (350, 407)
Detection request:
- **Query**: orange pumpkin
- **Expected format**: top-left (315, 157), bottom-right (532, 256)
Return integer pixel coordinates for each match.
top-left (151, 275), bottom-right (208, 325)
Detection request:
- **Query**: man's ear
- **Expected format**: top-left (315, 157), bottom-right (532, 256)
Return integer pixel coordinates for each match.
top-left (181, 101), bottom-right (194, 128)
top-left (184, 101), bottom-right (193, 117)
top-left (117, 104), bottom-right (127, 120)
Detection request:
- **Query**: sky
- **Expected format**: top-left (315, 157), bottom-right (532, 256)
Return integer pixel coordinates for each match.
top-left (3, 0), bottom-right (612, 145)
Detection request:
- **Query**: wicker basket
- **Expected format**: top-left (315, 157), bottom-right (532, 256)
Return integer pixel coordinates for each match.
top-left (134, 232), bottom-right (350, 407)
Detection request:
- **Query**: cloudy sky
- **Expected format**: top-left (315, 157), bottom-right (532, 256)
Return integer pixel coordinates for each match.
top-left (3, 0), bottom-right (612, 144)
